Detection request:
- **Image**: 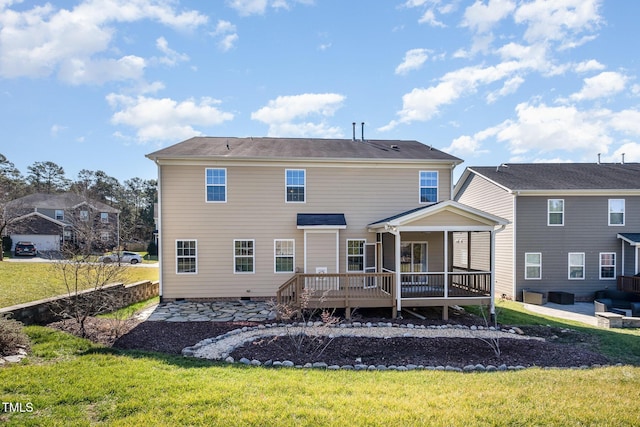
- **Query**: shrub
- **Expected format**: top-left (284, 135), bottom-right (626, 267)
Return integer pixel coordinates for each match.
top-left (0, 315), bottom-right (30, 356)
top-left (2, 235), bottom-right (12, 253)
top-left (146, 240), bottom-right (158, 256)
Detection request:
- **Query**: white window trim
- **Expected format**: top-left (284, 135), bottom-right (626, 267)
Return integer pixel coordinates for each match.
top-left (285, 169), bottom-right (306, 203)
top-left (176, 239), bottom-right (198, 275)
top-left (80, 210), bottom-right (89, 222)
top-left (347, 239), bottom-right (366, 272)
top-left (55, 209), bottom-right (64, 221)
top-left (234, 239), bottom-right (255, 274)
top-left (599, 252), bottom-right (616, 280)
top-left (418, 171), bottom-right (439, 204)
top-left (274, 239), bottom-right (295, 274)
top-left (568, 252), bottom-right (585, 280)
top-left (100, 212), bottom-right (109, 224)
top-left (608, 199), bottom-right (625, 226)
top-left (525, 252), bottom-right (542, 280)
top-left (547, 199), bottom-right (564, 226)
top-left (205, 168), bottom-right (227, 203)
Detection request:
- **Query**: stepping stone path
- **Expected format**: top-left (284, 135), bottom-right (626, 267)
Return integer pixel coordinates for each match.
top-left (144, 300), bottom-right (277, 322)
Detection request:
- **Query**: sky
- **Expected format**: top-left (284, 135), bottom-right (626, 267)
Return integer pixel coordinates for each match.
top-left (2, 0), bottom-right (640, 184)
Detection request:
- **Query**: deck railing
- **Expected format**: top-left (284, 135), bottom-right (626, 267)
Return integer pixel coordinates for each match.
top-left (400, 272), bottom-right (491, 298)
top-left (618, 275), bottom-right (640, 294)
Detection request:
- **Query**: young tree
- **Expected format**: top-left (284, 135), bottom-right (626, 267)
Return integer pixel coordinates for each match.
top-left (26, 161), bottom-right (70, 193)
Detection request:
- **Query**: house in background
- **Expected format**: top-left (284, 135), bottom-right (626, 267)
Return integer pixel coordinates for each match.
top-left (5, 193), bottom-right (120, 253)
top-left (454, 163), bottom-right (640, 302)
top-left (147, 136), bottom-right (507, 319)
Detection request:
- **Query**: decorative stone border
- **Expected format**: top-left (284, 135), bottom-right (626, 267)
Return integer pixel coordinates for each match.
top-left (180, 321), bottom-right (610, 372)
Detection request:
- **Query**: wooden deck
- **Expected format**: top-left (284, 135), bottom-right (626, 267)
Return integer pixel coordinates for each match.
top-left (276, 271), bottom-right (492, 319)
top-left (618, 275), bottom-right (640, 294)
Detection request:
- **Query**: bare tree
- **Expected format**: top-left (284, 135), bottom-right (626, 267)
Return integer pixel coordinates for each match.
top-left (0, 154), bottom-right (26, 261)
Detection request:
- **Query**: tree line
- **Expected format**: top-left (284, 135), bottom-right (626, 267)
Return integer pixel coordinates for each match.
top-left (0, 153), bottom-right (157, 247)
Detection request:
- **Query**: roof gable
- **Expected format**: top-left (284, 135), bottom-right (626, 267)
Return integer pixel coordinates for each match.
top-left (8, 193), bottom-right (120, 213)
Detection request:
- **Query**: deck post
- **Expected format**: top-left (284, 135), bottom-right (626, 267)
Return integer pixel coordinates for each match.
top-left (490, 228), bottom-right (496, 322)
top-left (394, 229), bottom-right (402, 314)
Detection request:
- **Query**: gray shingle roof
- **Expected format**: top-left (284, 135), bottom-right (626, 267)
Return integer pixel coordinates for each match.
top-left (468, 163), bottom-right (640, 191)
top-left (8, 193), bottom-right (120, 213)
top-left (146, 136), bottom-right (462, 163)
top-left (297, 213), bottom-right (347, 227)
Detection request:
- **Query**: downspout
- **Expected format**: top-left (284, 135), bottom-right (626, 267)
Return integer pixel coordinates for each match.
top-left (386, 225), bottom-right (402, 314)
top-left (491, 224), bottom-right (507, 323)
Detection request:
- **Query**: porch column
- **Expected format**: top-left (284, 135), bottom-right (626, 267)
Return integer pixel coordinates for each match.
top-left (636, 245), bottom-right (639, 275)
top-left (443, 230), bottom-right (448, 298)
top-left (490, 228), bottom-right (496, 320)
top-left (621, 239), bottom-right (625, 276)
top-left (394, 229), bottom-right (402, 313)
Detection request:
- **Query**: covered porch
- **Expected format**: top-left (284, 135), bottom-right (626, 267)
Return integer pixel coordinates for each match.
top-left (277, 201), bottom-right (508, 320)
top-left (617, 233), bottom-right (640, 294)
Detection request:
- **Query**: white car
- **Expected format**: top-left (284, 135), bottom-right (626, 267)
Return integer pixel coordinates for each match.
top-left (98, 251), bottom-right (143, 264)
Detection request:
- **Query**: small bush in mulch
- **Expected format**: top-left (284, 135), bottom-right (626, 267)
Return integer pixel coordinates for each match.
top-left (0, 315), bottom-right (30, 357)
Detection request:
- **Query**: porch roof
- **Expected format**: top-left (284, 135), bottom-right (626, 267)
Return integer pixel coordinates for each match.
top-left (618, 233), bottom-right (640, 246)
top-left (297, 213), bottom-right (347, 229)
top-left (367, 200), bottom-right (509, 231)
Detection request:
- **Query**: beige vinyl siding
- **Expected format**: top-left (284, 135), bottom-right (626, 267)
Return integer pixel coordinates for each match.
top-left (159, 161), bottom-right (454, 299)
top-left (407, 210), bottom-right (494, 227)
top-left (455, 173), bottom-right (515, 299)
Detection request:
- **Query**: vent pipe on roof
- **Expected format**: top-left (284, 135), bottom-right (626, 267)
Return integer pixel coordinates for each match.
top-left (622, 153), bottom-right (625, 164)
top-left (352, 122), bottom-right (356, 141)
top-left (361, 122), bottom-right (365, 142)
top-left (597, 153), bottom-right (601, 164)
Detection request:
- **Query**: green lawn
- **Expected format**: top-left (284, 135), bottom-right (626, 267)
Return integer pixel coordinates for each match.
top-left (0, 261), bottom-right (158, 308)
top-left (1, 301), bottom-right (640, 426)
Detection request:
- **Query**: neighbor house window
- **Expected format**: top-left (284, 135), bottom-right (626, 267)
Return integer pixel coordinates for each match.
top-left (206, 168), bottom-right (227, 202)
top-left (599, 252), bottom-right (616, 280)
top-left (274, 239), bottom-right (295, 273)
top-left (609, 199), bottom-right (625, 226)
top-left (548, 199), bottom-right (564, 226)
top-left (176, 240), bottom-right (197, 274)
top-left (234, 240), bottom-right (255, 273)
top-left (525, 253), bottom-right (542, 280)
top-left (79, 210), bottom-right (89, 221)
top-left (568, 253), bottom-right (585, 280)
top-left (100, 231), bottom-right (110, 242)
top-left (347, 239), bottom-right (366, 272)
top-left (100, 212), bottom-right (109, 223)
top-left (285, 169), bottom-right (305, 202)
top-left (55, 210), bottom-right (64, 221)
top-left (419, 171), bottom-right (438, 203)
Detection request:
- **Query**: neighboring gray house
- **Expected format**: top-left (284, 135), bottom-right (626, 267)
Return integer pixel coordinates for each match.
top-left (454, 163), bottom-right (640, 301)
top-left (5, 193), bottom-right (120, 252)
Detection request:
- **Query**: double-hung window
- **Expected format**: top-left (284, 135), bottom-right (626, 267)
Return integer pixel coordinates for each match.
top-left (419, 171), bottom-right (438, 203)
top-left (599, 252), bottom-right (616, 279)
top-left (55, 210), bottom-right (64, 221)
top-left (100, 212), bottom-right (109, 224)
top-left (347, 239), bottom-right (366, 272)
top-left (80, 210), bottom-right (89, 222)
top-left (525, 253), bottom-right (542, 280)
top-left (176, 240), bottom-right (197, 274)
top-left (274, 239), bottom-right (295, 273)
top-left (286, 169), bottom-right (305, 202)
top-left (234, 239), bottom-right (255, 273)
top-left (568, 253), bottom-right (585, 280)
top-left (608, 199), bottom-right (625, 226)
top-left (206, 168), bottom-right (227, 202)
top-left (548, 199), bottom-right (564, 225)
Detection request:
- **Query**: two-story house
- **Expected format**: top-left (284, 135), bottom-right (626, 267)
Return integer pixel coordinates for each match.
top-left (5, 193), bottom-right (120, 253)
top-left (454, 163), bottom-right (640, 302)
top-left (147, 136), bottom-right (507, 319)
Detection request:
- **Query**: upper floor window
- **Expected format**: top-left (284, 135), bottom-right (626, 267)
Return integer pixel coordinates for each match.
top-left (419, 171), bottom-right (438, 203)
top-left (286, 169), bottom-right (305, 203)
top-left (347, 239), bottom-right (366, 272)
top-left (609, 199), bottom-right (625, 226)
top-left (55, 210), bottom-right (64, 221)
top-left (525, 252), bottom-right (542, 280)
top-left (79, 210), bottom-right (89, 222)
top-left (547, 199), bottom-right (564, 226)
top-left (206, 168), bottom-right (227, 202)
top-left (234, 239), bottom-right (255, 273)
top-left (568, 252), bottom-right (585, 280)
top-left (176, 240), bottom-right (197, 274)
top-left (100, 212), bottom-right (109, 223)
top-left (274, 239), bottom-right (295, 273)
top-left (599, 252), bottom-right (616, 280)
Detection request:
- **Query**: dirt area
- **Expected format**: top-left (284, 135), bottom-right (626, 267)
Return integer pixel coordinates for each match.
top-left (43, 307), bottom-right (613, 369)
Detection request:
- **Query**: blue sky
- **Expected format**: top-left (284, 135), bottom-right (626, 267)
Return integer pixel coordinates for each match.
top-left (1, 0), bottom-right (639, 183)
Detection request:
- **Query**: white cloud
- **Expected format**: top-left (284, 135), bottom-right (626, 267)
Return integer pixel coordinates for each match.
top-left (50, 124), bottom-right (67, 137)
top-left (226, 0), bottom-right (313, 16)
top-left (251, 93), bottom-right (345, 137)
top-left (418, 9), bottom-right (446, 27)
top-left (212, 20), bottom-right (238, 52)
top-left (604, 141), bottom-right (640, 163)
top-left (569, 71), bottom-right (627, 101)
top-left (0, 0), bottom-right (207, 82)
top-left (462, 0), bottom-right (516, 34)
top-left (106, 94), bottom-right (234, 142)
top-left (574, 59), bottom-right (605, 73)
top-left (395, 48), bottom-right (429, 75)
top-left (486, 75), bottom-right (524, 103)
top-left (155, 37), bottom-right (189, 66)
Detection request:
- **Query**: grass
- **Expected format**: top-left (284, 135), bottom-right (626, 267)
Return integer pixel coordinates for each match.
top-left (1, 302), bottom-right (640, 425)
top-left (97, 297), bottom-right (160, 319)
top-left (0, 261), bottom-right (159, 308)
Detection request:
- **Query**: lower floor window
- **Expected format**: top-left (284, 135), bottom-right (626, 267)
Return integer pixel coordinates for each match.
top-left (235, 239), bottom-right (255, 273)
top-left (100, 231), bottom-right (110, 242)
top-left (525, 253), bottom-right (541, 279)
top-left (274, 239), bottom-right (294, 273)
top-left (176, 240), bottom-right (197, 274)
top-left (568, 253), bottom-right (585, 279)
top-left (599, 252), bottom-right (616, 279)
top-left (347, 239), bottom-right (366, 272)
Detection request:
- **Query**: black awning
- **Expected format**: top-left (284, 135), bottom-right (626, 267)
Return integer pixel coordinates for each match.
top-left (297, 213), bottom-right (347, 227)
